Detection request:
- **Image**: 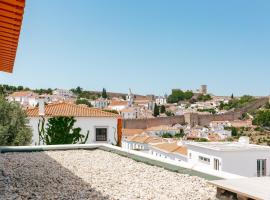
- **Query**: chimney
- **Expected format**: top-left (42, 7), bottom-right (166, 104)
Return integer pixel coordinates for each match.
top-left (38, 95), bottom-right (45, 116)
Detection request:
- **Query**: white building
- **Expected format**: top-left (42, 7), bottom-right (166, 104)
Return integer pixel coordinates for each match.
top-left (146, 125), bottom-right (182, 136)
top-left (186, 137), bottom-right (270, 177)
top-left (108, 100), bottom-right (129, 112)
top-left (122, 134), bottom-right (163, 152)
top-left (8, 91), bottom-right (39, 107)
top-left (120, 107), bottom-right (138, 119)
top-left (91, 98), bottom-right (108, 109)
top-left (155, 96), bottom-right (167, 105)
top-left (26, 101), bottom-right (121, 146)
top-left (53, 89), bottom-right (74, 99)
top-left (149, 141), bottom-right (188, 162)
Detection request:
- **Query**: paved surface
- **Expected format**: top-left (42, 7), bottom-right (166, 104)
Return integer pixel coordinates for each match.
top-left (209, 177), bottom-right (270, 200)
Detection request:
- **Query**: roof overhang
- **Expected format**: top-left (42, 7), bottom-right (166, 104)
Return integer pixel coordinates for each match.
top-left (0, 0), bottom-right (26, 73)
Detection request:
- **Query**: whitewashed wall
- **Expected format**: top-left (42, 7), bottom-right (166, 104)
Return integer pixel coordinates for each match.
top-left (187, 146), bottom-right (270, 177)
top-left (29, 117), bottom-right (118, 146)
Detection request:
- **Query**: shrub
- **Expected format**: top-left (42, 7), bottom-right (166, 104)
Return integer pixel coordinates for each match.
top-left (38, 116), bottom-right (89, 145)
top-left (0, 96), bottom-right (32, 146)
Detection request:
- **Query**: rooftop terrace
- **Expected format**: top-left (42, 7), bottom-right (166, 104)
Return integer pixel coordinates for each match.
top-left (0, 147), bottom-right (216, 200)
top-left (186, 141), bottom-right (270, 151)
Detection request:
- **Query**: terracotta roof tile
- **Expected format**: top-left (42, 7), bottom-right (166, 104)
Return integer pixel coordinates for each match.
top-left (122, 129), bottom-right (145, 137)
top-left (152, 142), bottom-right (188, 156)
top-left (26, 102), bottom-right (120, 118)
top-left (109, 100), bottom-right (128, 106)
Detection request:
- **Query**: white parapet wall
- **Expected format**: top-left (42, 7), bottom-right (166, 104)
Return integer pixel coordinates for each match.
top-left (0, 144), bottom-right (243, 180)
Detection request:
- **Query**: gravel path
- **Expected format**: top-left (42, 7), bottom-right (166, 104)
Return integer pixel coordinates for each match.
top-left (0, 150), bottom-right (216, 200)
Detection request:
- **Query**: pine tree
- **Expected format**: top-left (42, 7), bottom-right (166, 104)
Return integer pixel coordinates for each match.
top-left (153, 103), bottom-right (160, 117)
top-left (102, 88), bottom-right (108, 99)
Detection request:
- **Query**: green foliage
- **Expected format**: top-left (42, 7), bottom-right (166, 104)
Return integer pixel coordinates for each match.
top-left (165, 111), bottom-right (174, 116)
top-left (195, 138), bottom-right (209, 142)
top-left (33, 88), bottom-right (53, 95)
top-left (231, 127), bottom-right (238, 137)
top-left (0, 96), bottom-right (32, 146)
top-left (160, 105), bottom-right (166, 113)
top-left (265, 102), bottom-right (270, 109)
top-left (253, 110), bottom-right (270, 128)
top-left (102, 88), bottom-right (108, 99)
top-left (167, 89), bottom-right (194, 103)
top-left (197, 108), bottom-right (216, 114)
top-left (153, 103), bottom-right (160, 117)
top-left (103, 109), bottom-right (119, 114)
top-left (0, 84), bottom-right (30, 96)
top-left (197, 94), bottom-right (212, 102)
top-left (38, 116), bottom-right (89, 145)
top-left (75, 98), bottom-right (92, 107)
top-left (161, 132), bottom-right (173, 138)
top-left (231, 94), bottom-right (234, 99)
top-left (175, 129), bottom-right (185, 138)
top-left (219, 95), bottom-right (255, 110)
top-left (71, 86), bottom-right (83, 95)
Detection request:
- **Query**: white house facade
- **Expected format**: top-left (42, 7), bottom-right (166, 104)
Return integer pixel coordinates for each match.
top-left (8, 91), bottom-right (39, 107)
top-left (26, 102), bottom-right (121, 146)
top-left (186, 137), bottom-right (270, 177)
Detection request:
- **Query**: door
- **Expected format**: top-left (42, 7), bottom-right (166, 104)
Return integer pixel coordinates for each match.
top-left (257, 159), bottom-right (266, 177)
top-left (214, 158), bottom-right (220, 171)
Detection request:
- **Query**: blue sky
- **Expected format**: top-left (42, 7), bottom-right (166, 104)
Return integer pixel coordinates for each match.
top-left (1, 0), bottom-right (270, 96)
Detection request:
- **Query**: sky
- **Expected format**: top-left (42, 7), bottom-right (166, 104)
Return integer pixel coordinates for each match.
top-left (1, 0), bottom-right (270, 96)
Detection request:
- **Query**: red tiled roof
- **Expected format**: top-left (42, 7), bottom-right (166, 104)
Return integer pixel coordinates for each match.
top-left (26, 102), bottom-right (121, 118)
top-left (122, 129), bottom-right (145, 137)
top-left (152, 142), bottom-right (188, 156)
top-left (109, 100), bottom-right (128, 106)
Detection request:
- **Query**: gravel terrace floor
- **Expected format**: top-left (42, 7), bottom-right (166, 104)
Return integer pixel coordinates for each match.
top-left (0, 150), bottom-right (216, 200)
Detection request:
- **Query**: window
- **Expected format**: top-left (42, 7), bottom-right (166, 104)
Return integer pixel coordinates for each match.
top-left (96, 128), bottom-right (107, 141)
top-left (257, 159), bottom-right (266, 177)
top-left (214, 159), bottom-right (220, 171)
top-left (189, 153), bottom-right (192, 159)
top-left (199, 156), bottom-right (210, 164)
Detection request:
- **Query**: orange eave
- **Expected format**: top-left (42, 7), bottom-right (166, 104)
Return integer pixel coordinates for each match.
top-left (0, 0), bottom-right (25, 73)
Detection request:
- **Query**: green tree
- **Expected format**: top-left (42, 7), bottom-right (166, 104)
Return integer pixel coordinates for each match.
top-left (38, 116), bottom-right (89, 145)
top-left (231, 93), bottom-right (234, 99)
top-left (231, 127), bottom-right (238, 137)
top-left (103, 109), bottom-right (119, 114)
top-left (71, 86), bottom-right (83, 95)
top-left (17, 86), bottom-right (24, 91)
top-left (167, 89), bottom-right (194, 103)
top-left (265, 102), bottom-right (270, 109)
top-left (153, 103), bottom-right (160, 117)
top-left (75, 98), bottom-right (92, 107)
top-left (175, 129), bottom-right (185, 138)
top-left (165, 111), bottom-right (174, 116)
top-left (197, 94), bottom-right (212, 102)
top-left (253, 110), bottom-right (270, 128)
top-left (0, 96), bottom-right (32, 146)
top-left (160, 105), bottom-right (166, 113)
top-left (161, 132), bottom-right (173, 138)
top-left (102, 88), bottom-right (108, 99)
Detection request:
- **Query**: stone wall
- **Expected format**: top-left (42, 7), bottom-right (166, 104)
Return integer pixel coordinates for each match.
top-left (123, 97), bottom-right (269, 129)
top-left (123, 116), bottom-right (185, 129)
